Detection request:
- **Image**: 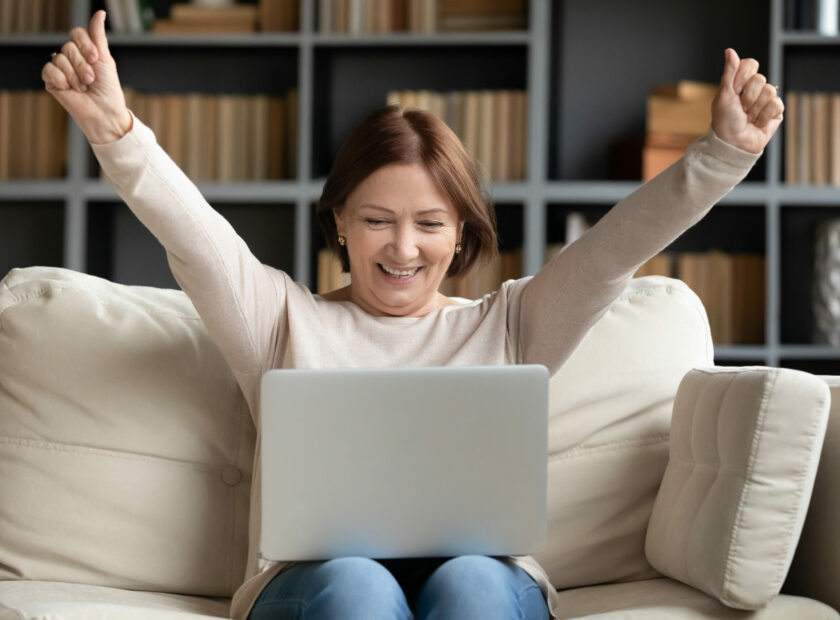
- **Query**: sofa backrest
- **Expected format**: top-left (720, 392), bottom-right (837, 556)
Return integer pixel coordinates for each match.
top-left (0, 267), bottom-right (254, 597)
top-left (536, 275), bottom-right (713, 589)
top-left (0, 267), bottom-right (712, 597)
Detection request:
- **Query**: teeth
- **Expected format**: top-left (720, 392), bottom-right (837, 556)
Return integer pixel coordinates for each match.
top-left (381, 264), bottom-right (420, 277)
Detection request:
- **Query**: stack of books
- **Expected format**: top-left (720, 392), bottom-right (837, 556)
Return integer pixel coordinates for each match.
top-left (784, 91), bottom-right (840, 185)
top-left (643, 81), bottom-right (716, 181)
top-left (387, 89), bottom-right (528, 182)
top-left (318, 0), bottom-right (527, 34)
top-left (0, 0), bottom-right (71, 32)
top-left (104, 88), bottom-right (298, 182)
top-left (151, 3), bottom-right (258, 34)
top-left (635, 250), bottom-right (766, 345)
top-left (0, 90), bottom-right (67, 180)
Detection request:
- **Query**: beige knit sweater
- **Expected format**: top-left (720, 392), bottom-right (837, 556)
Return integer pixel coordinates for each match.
top-left (90, 112), bottom-right (760, 620)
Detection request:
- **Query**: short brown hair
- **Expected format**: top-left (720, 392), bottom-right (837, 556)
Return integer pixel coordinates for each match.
top-left (316, 105), bottom-right (497, 278)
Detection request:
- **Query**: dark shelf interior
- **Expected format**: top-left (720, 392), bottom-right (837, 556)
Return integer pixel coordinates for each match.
top-left (87, 201), bottom-right (295, 288)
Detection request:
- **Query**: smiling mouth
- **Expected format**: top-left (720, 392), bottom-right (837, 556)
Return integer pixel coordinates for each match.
top-left (379, 264), bottom-right (421, 278)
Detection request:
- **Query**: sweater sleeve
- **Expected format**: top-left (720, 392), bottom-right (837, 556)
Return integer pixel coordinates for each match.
top-left (90, 111), bottom-right (282, 376)
top-left (518, 129), bottom-right (761, 376)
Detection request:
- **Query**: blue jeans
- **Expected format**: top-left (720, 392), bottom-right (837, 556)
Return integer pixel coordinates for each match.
top-left (248, 555), bottom-right (550, 619)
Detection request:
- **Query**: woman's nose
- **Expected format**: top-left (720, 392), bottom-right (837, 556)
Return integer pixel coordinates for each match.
top-left (390, 226), bottom-right (420, 261)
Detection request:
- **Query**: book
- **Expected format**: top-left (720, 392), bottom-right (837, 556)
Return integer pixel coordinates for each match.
top-left (785, 92), bottom-right (798, 185)
top-left (832, 94), bottom-right (840, 186)
top-left (0, 91), bottom-right (10, 179)
top-left (267, 95), bottom-right (285, 180)
top-left (259, 0), bottom-right (298, 31)
top-left (647, 80), bottom-right (716, 135)
top-left (152, 19), bottom-right (255, 33)
top-left (170, 3), bottom-right (258, 27)
top-left (812, 92), bottom-right (830, 185)
top-left (185, 93), bottom-right (203, 180)
top-left (799, 92), bottom-right (812, 184)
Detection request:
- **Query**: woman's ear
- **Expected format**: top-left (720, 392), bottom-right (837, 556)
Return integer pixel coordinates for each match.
top-left (333, 207), bottom-right (345, 237)
top-left (457, 220), bottom-right (465, 243)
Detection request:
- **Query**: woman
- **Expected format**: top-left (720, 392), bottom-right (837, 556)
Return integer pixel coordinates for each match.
top-left (42, 10), bottom-right (783, 620)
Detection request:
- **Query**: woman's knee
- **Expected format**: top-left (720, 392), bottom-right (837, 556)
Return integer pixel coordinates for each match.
top-left (252, 557), bottom-right (410, 620)
top-left (416, 555), bottom-right (548, 620)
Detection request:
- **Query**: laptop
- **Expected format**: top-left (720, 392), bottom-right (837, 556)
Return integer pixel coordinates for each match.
top-left (259, 365), bottom-right (548, 562)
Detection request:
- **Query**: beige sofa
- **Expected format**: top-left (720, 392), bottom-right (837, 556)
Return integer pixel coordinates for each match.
top-left (0, 265), bottom-right (837, 620)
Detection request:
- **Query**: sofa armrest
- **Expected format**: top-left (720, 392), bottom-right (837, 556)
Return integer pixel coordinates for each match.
top-left (783, 376), bottom-right (840, 611)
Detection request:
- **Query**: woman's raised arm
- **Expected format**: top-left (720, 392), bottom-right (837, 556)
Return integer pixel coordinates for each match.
top-left (42, 11), bottom-right (284, 380)
top-left (517, 49), bottom-right (783, 375)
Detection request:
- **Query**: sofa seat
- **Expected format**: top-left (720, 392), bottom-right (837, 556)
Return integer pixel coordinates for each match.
top-left (0, 581), bottom-right (229, 620)
top-left (553, 578), bottom-right (840, 619)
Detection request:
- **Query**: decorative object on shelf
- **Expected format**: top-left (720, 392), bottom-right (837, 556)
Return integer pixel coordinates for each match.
top-left (784, 91), bottom-right (840, 185)
top-left (813, 219), bottom-right (840, 346)
top-left (104, 0), bottom-right (154, 33)
top-left (818, 0), bottom-right (839, 34)
top-left (0, 0), bottom-right (71, 33)
top-left (387, 89), bottom-right (527, 182)
top-left (643, 81), bottom-right (717, 181)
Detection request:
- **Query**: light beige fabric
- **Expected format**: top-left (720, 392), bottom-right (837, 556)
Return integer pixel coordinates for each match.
top-left (645, 367), bottom-right (831, 610)
top-left (553, 578), bottom-right (839, 619)
top-left (535, 277), bottom-right (713, 589)
top-left (86, 111), bottom-right (758, 620)
top-left (0, 267), bottom-right (254, 596)
top-left (785, 379), bottom-right (840, 611)
top-left (0, 581), bottom-right (228, 620)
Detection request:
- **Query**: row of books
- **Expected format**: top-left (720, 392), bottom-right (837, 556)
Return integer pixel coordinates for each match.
top-left (387, 89), bottom-right (528, 182)
top-left (0, 0), bottom-right (70, 33)
top-left (108, 89), bottom-right (298, 182)
top-left (784, 91), bottom-right (840, 186)
top-left (315, 246), bottom-right (522, 298)
top-left (318, 0), bottom-right (527, 34)
top-left (106, 0), bottom-right (298, 34)
top-left (786, 0), bottom-right (840, 33)
top-left (636, 251), bottom-right (766, 346)
top-left (0, 90), bottom-right (67, 180)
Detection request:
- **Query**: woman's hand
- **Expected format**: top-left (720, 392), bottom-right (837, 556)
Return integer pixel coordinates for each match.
top-left (711, 48), bottom-right (784, 155)
top-left (41, 10), bottom-right (133, 144)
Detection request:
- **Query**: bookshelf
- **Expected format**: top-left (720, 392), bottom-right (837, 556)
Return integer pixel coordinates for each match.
top-left (1, 0), bottom-right (839, 371)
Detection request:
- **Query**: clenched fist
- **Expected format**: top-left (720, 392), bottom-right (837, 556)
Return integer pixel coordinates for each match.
top-left (711, 48), bottom-right (784, 155)
top-left (42, 10), bottom-right (133, 145)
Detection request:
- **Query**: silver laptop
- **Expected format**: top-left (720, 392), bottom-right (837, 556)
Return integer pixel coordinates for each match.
top-left (259, 365), bottom-right (548, 562)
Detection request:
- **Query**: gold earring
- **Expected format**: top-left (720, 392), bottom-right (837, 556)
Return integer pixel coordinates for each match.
top-left (454, 242), bottom-right (462, 254)
top-left (338, 235), bottom-right (346, 246)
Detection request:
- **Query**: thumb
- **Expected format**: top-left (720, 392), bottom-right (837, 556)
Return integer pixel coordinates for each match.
top-left (720, 48), bottom-right (739, 91)
top-left (88, 10), bottom-right (111, 60)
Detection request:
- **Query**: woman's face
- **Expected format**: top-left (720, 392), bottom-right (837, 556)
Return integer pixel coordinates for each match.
top-left (334, 163), bottom-right (464, 317)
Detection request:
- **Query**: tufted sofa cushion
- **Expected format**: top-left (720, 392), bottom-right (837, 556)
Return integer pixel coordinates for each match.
top-left (645, 367), bottom-right (830, 609)
top-left (536, 275), bottom-right (713, 589)
top-left (0, 266), bottom-right (254, 596)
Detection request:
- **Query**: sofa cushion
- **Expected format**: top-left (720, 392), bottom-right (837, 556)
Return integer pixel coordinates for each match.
top-left (553, 578), bottom-right (839, 619)
top-left (0, 267), bottom-right (254, 597)
top-left (645, 367), bottom-right (830, 609)
top-left (536, 276), bottom-right (713, 589)
top-left (0, 581), bottom-right (228, 620)
top-left (784, 377), bottom-right (840, 612)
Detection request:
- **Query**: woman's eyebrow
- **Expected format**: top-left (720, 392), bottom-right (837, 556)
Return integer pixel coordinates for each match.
top-left (357, 204), bottom-right (448, 216)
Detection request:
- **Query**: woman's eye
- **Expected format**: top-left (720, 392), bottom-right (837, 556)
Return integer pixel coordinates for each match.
top-left (420, 221), bottom-right (443, 228)
top-left (365, 218), bottom-right (388, 226)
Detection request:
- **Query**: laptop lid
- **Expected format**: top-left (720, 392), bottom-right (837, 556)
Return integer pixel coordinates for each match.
top-left (259, 365), bottom-right (548, 562)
